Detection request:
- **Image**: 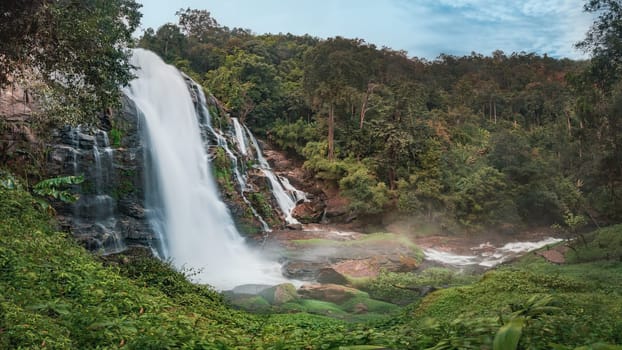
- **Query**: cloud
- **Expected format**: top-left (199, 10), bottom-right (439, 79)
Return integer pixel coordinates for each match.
top-left (139, 0), bottom-right (594, 59)
top-left (391, 0), bottom-right (593, 59)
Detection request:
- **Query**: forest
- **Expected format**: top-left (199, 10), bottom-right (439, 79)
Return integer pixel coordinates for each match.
top-left (1, 0), bottom-right (622, 349)
top-left (138, 6), bottom-right (621, 233)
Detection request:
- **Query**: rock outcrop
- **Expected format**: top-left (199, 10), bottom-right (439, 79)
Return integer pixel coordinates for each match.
top-left (298, 283), bottom-right (361, 303)
top-left (46, 95), bottom-right (157, 253)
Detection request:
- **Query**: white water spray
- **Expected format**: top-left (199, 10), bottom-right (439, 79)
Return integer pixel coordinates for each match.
top-left (124, 49), bottom-right (284, 289)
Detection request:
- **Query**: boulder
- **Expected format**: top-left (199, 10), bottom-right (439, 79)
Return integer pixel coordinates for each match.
top-left (536, 249), bottom-right (566, 264)
top-left (292, 201), bottom-right (325, 224)
top-left (298, 283), bottom-right (361, 304)
top-left (353, 302), bottom-right (368, 314)
top-left (323, 196), bottom-right (349, 221)
top-left (260, 283), bottom-right (298, 305)
top-left (230, 284), bottom-right (272, 295)
top-left (286, 223), bottom-right (303, 230)
top-left (316, 267), bottom-right (348, 285)
top-left (282, 260), bottom-right (328, 280)
top-left (332, 259), bottom-right (380, 279)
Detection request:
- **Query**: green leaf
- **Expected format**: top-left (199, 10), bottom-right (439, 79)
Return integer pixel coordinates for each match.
top-left (493, 317), bottom-right (524, 350)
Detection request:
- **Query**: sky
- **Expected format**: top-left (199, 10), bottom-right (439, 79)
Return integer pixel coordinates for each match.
top-left (137, 0), bottom-right (595, 60)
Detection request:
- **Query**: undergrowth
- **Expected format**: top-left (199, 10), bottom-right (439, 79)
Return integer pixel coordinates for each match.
top-left (1, 173), bottom-right (622, 349)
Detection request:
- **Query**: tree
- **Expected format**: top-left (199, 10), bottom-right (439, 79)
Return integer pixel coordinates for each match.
top-left (176, 8), bottom-right (219, 39)
top-left (0, 0), bottom-right (142, 124)
top-left (303, 37), bottom-right (375, 160)
top-left (574, 0), bottom-right (622, 219)
top-left (205, 50), bottom-right (280, 125)
top-left (139, 24), bottom-right (187, 63)
top-left (576, 0), bottom-right (622, 89)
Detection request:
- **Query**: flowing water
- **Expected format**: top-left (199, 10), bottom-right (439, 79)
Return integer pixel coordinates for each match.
top-left (423, 237), bottom-right (563, 267)
top-left (70, 127), bottom-right (125, 254)
top-left (124, 49), bottom-right (285, 289)
top-left (187, 82), bottom-right (271, 232)
top-left (244, 124), bottom-right (307, 225)
top-left (232, 117), bottom-right (249, 156)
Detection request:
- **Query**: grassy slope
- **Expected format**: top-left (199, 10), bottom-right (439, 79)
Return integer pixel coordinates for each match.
top-left (378, 228), bottom-right (622, 349)
top-left (2, 179), bottom-right (622, 349)
top-left (0, 184), bottom-right (366, 349)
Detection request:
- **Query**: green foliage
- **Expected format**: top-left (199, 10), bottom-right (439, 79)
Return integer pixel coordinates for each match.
top-left (564, 224), bottom-right (622, 263)
top-left (212, 147), bottom-right (235, 194)
top-left (365, 269), bottom-right (476, 305)
top-left (31, 175), bottom-right (84, 213)
top-left (0, 0), bottom-right (142, 125)
top-left (247, 192), bottom-right (275, 221)
top-left (33, 175), bottom-right (84, 203)
top-left (339, 164), bottom-right (388, 215)
top-left (493, 317), bottom-right (524, 350)
top-left (205, 49), bottom-right (281, 124)
top-left (453, 166), bottom-right (520, 227)
top-left (109, 128), bottom-right (123, 148)
top-left (270, 119), bottom-right (319, 156)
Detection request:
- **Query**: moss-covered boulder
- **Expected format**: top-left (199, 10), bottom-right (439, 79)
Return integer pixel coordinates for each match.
top-left (260, 283), bottom-right (299, 305)
top-left (298, 283), bottom-right (364, 303)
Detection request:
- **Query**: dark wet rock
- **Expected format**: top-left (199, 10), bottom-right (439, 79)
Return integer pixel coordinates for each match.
top-left (45, 95), bottom-right (158, 252)
top-left (316, 268), bottom-right (348, 285)
top-left (118, 199), bottom-right (146, 219)
top-left (282, 260), bottom-right (328, 280)
top-left (292, 201), bottom-right (325, 224)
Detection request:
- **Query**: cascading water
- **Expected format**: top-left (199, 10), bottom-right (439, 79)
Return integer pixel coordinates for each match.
top-left (124, 49), bottom-right (284, 290)
top-left (188, 81), bottom-right (271, 232)
top-left (244, 124), bottom-right (307, 225)
top-left (70, 127), bottom-right (125, 254)
top-left (232, 117), bottom-right (249, 156)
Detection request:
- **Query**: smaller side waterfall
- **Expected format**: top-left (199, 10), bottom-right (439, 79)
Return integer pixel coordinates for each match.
top-left (244, 124), bottom-right (307, 225)
top-left (189, 82), bottom-right (271, 232)
top-left (70, 127), bottom-right (125, 254)
top-left (232, 117), bottom-right (249, 156)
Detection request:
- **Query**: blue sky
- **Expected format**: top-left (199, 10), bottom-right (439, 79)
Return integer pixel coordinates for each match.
top-left (137, 0), bottom-right (594, 60)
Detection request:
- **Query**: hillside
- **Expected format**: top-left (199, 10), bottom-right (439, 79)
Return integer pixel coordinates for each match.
top-left (2, 1), bottom-right (622, 349)
top-left (2, 175), bottom-right (622, 348)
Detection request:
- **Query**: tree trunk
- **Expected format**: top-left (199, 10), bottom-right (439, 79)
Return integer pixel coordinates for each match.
top-left (328, 104), bottom-right (335, 160)
top-left (359, 83), bottom-right (376, 129)
top-left (493, 100), bottom-right (497, 124)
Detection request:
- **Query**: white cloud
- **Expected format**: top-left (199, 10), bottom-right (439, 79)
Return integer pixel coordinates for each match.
top-left (138, 0), bottom-right (595, 59)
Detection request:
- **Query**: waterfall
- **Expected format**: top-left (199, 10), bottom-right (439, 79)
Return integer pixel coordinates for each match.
top-left (188, 81), bottom-right (271, 232)
top-left (232, 117), bottom-right (249, 156)
top-left (71, 127), bottom-right (125, 254)
top-left (244, 124), bottom-right (307, 225)
top-left (124, 49), bottom-right (284, 289)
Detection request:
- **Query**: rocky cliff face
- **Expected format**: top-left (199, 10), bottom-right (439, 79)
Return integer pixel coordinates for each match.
top-left (46, 95), bottom-right (156, 253)
top-left (0, 85), bottom-right (43, 178)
